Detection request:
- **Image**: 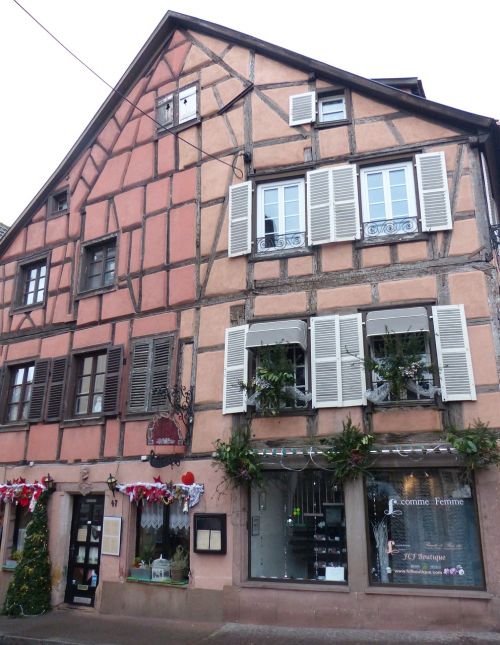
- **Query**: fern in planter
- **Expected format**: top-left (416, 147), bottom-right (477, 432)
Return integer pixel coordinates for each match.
top-left (444, 419), bottom-right (500, 481)
top-left (240, 345), bottom-right (299, 416)
top-left (320, 418), bottom-right (374, 483)
top-left (213, 425), bottom-right (263, 490)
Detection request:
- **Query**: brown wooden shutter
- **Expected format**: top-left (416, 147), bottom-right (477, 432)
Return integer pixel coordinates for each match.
top-left (46, 357), bottom-right (68, 422)
top-left (28, 359), bottom-right (50, 422)
top-left (103, 346), bottom-right (123, 415)
top-left (128, 339), bottom-right (152, 413)
top-left (149, 336), bottom-right (174, 409)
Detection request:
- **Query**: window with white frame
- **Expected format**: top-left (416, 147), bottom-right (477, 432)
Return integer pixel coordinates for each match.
top-left (156, 84), bottom-right (198, 132)
top-left (360, 162), bottom-right (418, 238)
top-left (318, 95), bottom-right (346, 123)
top-left (256, 179), bottom-right (306, 252)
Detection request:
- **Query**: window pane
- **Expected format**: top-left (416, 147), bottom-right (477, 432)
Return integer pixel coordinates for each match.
top-left (75, 396), bottom-right (89, 415)
top-left (14, 369), bottom-right (25, 385)
top-left (368, 202), bottom-right (386, 220)
top-left (96, 354), bottom-right (107, 374)
top-left (39, 265), bottom-right (46, 278)
top-left (26, 366), bottom-right (34, 383)
top-left (87, 275), bottom-right (102, 290)
top-left (250, 470), bottom-right (346, 582)
top-left (367, 172), bottom-right (383, 189)
top-left (94, 374), bottom-right (105, 394)
top-left (29, 268), bottom-right (38, 280)
top-left (392, 201), bottom-right (409, 217)
top-left (10, 385), bottom-right (21, 403)
top-left (36, 289), bottom-right (44, 303)
top-left (263, 188), bottom-right (278, 205)
top-left (366, 469), bottom-right (484, 588)
top-left (284, 185), bottom-right (298, 203)
top-left (21, 403), bottom-right (29, 420)
top-left (24, 384), bottom-right (32, 402)
top-left (103, 271), bottom-right (115, 285)
top-left (284, 216), bottom-right (300, 233)
top-left (26, 292), bottom-right (34, 305)
top-left (92, 395), bottom-right (103, 413)
top-left (136, 504), bottom-right (190, 563)
top-left (77, 375), bottom-right (91, 395)
top-left (8, 404), bottom-right (19, 421)
top-left (83, 357), bottom-right (94, 375)
top-left (389, 169), bottom-right (406, 186)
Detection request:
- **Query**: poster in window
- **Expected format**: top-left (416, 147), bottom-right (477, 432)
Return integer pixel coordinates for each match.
top-left (366, 469), bottom-right (484, 588)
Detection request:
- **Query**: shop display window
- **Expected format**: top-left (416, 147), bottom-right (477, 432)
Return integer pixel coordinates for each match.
top-left (250, 470), bottom-right (347, 583)
top-left (366, 469), bottom-right (484, 588)
top-left (136, 503), bottom-right (189, 563)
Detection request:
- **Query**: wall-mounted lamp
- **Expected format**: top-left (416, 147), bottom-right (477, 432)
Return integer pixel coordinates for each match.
top-left (43, 473), bottom-right (56, 493)
top-left (107, 473), bottom-right (118, 497)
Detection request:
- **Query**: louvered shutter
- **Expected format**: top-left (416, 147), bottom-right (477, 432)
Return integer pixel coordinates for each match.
top-left (223, 325), bottom-right (248, 414)
top-left (311, 316), bottom-right (340, 408)
top-left (178, 86), bottom-right (197, 124)
top-left (432, 305), bottom-right (476, 401)
top-left (46, 357), bottom-right (68, 421)
top-left (103, 346), bottom-right (123, 415)
top-left (289, 92), bottom-right (315, 126)
top-left (307, 168), bottom-right (333, 245)
top-left (312, 314), bottom-right (366, 408)
top-left (338, 314), bottom-right (366, 406)
top-left (150, 336), bottom-right (173, 409)
top-left (331, 165), bottom-right (361, 241)
top-left (128, 339), bottom-right (152, 413)
top-left (228, 182), bottom-right (252, 257)
top-left (28, 359), bottom-right (50, 422)
top-left (156, 94), bottom-right (173, 130)
top-left (416, 152), bottom-right (452, 231)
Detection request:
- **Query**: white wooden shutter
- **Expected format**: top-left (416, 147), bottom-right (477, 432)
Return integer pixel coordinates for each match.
top-left (178, 86), bottom-right (197, 124)
top-left (312, 314), bottom-right (365, 408)
top-left (338, 314), bottom-right (366, 406)
top-left (228, 182), bottom-right (252, 257)
top-left (307, 168), bottom-right (333, 245)
top-left (289, 92), bottom-right (316, 126)
top-left (311, 316), bottom-right (340, 408)
top-left (223, 325), bottom-right (248, 414)
top-left (416, 152), bottom-right (452, 231)
top-left (156, 94), bottom-right (173, 130)
top-left (432, 305), bottom-right (476, 401)
top-left (331, 165), bottom-right (361, 241)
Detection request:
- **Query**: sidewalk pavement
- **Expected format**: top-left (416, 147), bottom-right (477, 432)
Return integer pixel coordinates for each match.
top-left (0, 608), bottom-right (500, 645)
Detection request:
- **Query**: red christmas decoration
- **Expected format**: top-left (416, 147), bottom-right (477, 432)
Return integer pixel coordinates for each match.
top-left (181, 471), bottom-right (195, 485)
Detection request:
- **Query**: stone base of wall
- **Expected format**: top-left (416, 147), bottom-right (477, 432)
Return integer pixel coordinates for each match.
top-left (223, 585), bottom-right (499, 632)
top-left (99, 580), bottom-right (224, 622)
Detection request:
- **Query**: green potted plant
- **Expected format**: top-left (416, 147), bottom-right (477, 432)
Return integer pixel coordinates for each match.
top-left (320, 417), bottom-right (374, 483)
top-left (444, 419), bottom-right (500, 481)
top-left (240, 345), bottom-right (298, 416)
top-left (213, 424), bottom-right (263, 491)
top-left (170, 545), bottom-right (189, 582)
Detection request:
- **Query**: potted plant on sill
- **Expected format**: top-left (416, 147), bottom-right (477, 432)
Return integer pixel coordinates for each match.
top-left (170, 545), bottom-right (189, 582)
top-left (129, 553), bottom-right (152, 581)
top-left (240, 345), bottom-right (310, 416)
top-left (364, 331), bottom-right (438, 403)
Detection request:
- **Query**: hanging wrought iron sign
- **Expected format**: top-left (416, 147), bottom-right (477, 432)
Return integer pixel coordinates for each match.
top-left (147, 414), bottom-right (184, 447)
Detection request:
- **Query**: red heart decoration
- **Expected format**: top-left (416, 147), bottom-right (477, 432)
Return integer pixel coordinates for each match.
top-left (181, 471), bottom-right (195, 485)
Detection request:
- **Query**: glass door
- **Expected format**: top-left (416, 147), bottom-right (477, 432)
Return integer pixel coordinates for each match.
top-left (65, 495), bottom-right (104, 606)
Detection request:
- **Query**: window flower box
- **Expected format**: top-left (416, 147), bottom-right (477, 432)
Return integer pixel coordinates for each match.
top-left (128, 566), bottom-right (151, 581)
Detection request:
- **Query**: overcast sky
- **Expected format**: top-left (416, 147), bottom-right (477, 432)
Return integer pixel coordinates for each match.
top-left (1, 0), bottom-right (498, 226)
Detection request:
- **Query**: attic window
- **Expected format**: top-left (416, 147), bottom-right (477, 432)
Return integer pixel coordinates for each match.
top-left (289, 90), bottom-right (348, 127)
top-left (318, 95), bottom-right (346, 123)
top-left (49, 189), bottom-right (69, 215)
top-left (156, 84), bottom-right (198, 132)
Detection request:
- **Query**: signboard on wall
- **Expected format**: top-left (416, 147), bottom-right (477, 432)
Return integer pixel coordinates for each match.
top-left (101, 517), bottom-right (121, 556)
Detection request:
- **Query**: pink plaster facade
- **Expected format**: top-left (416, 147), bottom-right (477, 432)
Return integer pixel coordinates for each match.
top-left (0, 12), bottom-right (499, 634)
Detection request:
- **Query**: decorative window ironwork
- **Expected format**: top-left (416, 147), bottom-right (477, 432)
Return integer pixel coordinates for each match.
top-left (256, 179), bottom-right (306, 253)
top-left (256, 230), bottom-right (306, 253)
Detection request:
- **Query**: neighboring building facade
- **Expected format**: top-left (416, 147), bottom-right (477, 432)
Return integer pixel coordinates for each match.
top-left (0, 11), bottom-right (499, 631)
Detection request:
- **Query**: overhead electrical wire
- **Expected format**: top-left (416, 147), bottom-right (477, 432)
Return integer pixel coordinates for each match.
top-left (12, 0), bottom-right (244, 178)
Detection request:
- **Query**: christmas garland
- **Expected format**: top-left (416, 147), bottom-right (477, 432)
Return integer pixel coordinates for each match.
top-left (0, 478), bottom-right (49, 511)
top-left (116, 477), bottom-right (204, 512)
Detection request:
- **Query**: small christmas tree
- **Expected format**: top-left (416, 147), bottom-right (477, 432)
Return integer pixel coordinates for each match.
top-left (3, 490), bottom-right (52, 617)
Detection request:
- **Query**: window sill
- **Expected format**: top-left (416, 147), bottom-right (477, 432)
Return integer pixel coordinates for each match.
top-left (156, 118), bottom-right (200, 138)
top-left (315, 119), bottom-right (351, 130)
top-left (243, 580), bottom-right (349, 592)
top-left (11, 302), bottom-right (46, 315)
top-left (248, 408), bottom-right (314, 418)
top-left (76, 284), bottom-right (116, 300)
top-left (365, 586), bottom-right (491, 600)
top-left (0, 422), bottom-right (29, 432)
top-left (251, 247), bottom-right (313, 263)
top-left (2, 564), bottom-right (17, 572)
top-left (126, 577), bottom-right (188, 588)
top-left (355, 232), bottom-right (429, 248)
top-left (369, 399), bottom-right (441, 411)
top-left (61, 417), bottom-right (106, 427)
